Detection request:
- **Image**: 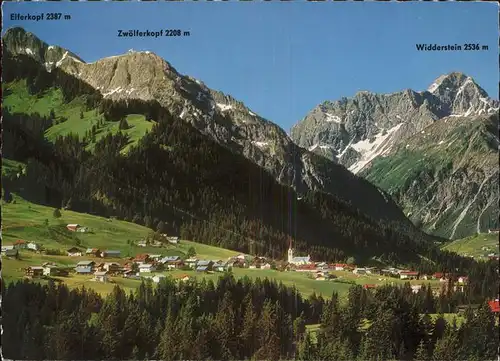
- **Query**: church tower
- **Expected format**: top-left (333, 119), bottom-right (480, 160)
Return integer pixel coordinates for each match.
top-left (287, 239), bottom-right (293, 263)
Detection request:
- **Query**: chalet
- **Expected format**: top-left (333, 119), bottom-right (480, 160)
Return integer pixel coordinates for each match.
top-left (123, 270), bottom-right (137, 278)
top-left (152, 275), bottom-right (166, 283)
top-left (177, 274), bottom-right (190, 282)
top-left (86, 248), bottom-right (101, 257)
top-left (43, 265), bottom-right (69, 277)
top-left (27, 242), bottom-right (40, 251)
top-left (411, 285), bottom-right (423, 294)
top-left (75, 266), bottom-right (93, 274)
top-left (185, 258), bottom-right (198, 269)
top-left (13, 239), bottom-right (27, 249)
top-left (399, 271), bottom-right (419, 280)
top-left (134, 254), bottom-right (150, 264)
top-left (488, 229), bottom-right (500, 234)
top-left (2, 245), bottom-right (14, 253)
top-left (333, 263), bottom-right (348, 271)
top-left (151, 241), bottom-right (163, 247)
top-left (67, 247), bottom-right (83, 257)
top-left (101, 250), bottom-right (121, 258)
top-left (363, 284), bottom-right (377, 290)
top-left (4, 248), bottom-right (19, 258)
top-left (295, 264), bottom-right (317, 272)
top-left (196, 265), bottom-right (209, 272)
top-left (94, 271), bottom-right (109, 283)
top-left (488, 299), bottom-right (500, 313)
top-left (26, 266), bottom-right (44, 277)
top-left (261, 263), bottom-right (272, 270)
top-left (197, 260), bottom-right (213, 271)
top-left (139, 263), bottom-right (156, 273)
top-left (236, 254), bottom-right (246, 260)
top-left (353, 268), bottom-right (367, 275)
top-left (103, 262), bottom-right (121, 273)
top-left (167, 237), bottom-right (179, 244)
top-left (148, 254), bottom-right (162, 261)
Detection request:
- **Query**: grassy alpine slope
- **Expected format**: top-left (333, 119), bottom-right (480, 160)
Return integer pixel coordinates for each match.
top-left (3, 79), bottom-right (154, 153)
top-left (362, 114), bottom-right (499, 239)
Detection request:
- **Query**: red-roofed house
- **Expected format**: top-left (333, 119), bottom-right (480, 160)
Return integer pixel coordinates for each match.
top-left (363, 284), bottom-right (377, 290)
top-left (333, 263), bottom-right (348, 271)
top-left (13, 240), bottom-right (27, 249)
top-left (134, 254), bottom-right (150, 264)
top-left (488, 299), bottom-right (500, 313)
top-left (295, 264), bottom-right (317, 272)
top-left (399, 271), bottom-right (419, 280)
top-left (458, 276), bottom-right (468, 284)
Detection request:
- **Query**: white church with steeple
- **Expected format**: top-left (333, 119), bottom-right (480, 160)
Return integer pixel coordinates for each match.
top-left (287, 239), bottom-right (311, 265)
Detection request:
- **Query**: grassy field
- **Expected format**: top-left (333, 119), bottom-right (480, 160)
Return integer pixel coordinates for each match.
top-left (3, 80), bottom-right (154, 153)
top-left (441, 233), bottom-right (499, 259)
top-left (2, 195), bottom-right (441, 299)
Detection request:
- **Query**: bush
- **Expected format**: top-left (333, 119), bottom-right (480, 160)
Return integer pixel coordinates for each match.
top-left (53, 208), bottom-right (62, 218)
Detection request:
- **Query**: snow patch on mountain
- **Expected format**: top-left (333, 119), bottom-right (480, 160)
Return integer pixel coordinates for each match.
top-left (348, 123), bottom-right (403, 174)
top-left (252, 141), bottom-right (268, 148)
top-left (325, 113), bottom-right (342, 123)
top-left (216, 103), bottom-right (233, 112)
top-left (25, 48), bottom-right (34, 55)
top-left (56, 51), bottom-right (69, 67)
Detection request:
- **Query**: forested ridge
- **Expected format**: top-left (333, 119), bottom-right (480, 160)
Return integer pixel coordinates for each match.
top-left (0, 50), bottom-right (482, 273)
top-left (3, 272), bottom-right (499, 360)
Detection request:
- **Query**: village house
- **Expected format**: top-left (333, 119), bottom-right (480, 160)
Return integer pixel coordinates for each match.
top-left (134, 253), bottom-right (150, 264)
top-left (101, 250), bottom-right (121, 258)
top-left (411, 285), bottom-right (423, 294)
top-left (2, 245), bottom-right (14, 253)
top-left (27, 242), bottom-right (40, 251)
top-left (363, 284), bottom-right (377, 290)
top-left (458, 276), bottom-right (468, 284)
top-left (67, 224), bottom-right (89, 233)
top-left (103, 262), bottom-right (122, 273)
top-left (152, 274), bottom-right (166, 283)
top-left (43, 265), bottom-right (69, 277)
top-left (148, 254), bottom-right (162, 262)
top-left (261, 263), bottom-right (272, 270)
top-left (3, 248), bottom-right (19, 259)
top-left (137, 240), bottom-right (147, 247)
top-left (488, 299), bottom-right (500, 313)
top-left (160, 256), bottom-right (183, 269)
top-left (94, 271), bottom-right (109, 283)
top-left (332, 263), bottom-right (348, 271)
top-left (139, 263), bottom-right (156, 273)
top-left (167, 237), bottom-right (179, 244)
top-left (399, 271), bottom-right (419, 280)
top-left (295, 264), bottom-right (317, 272)
top-left (176, 274), bottom-right (190, 282)
top-left (75, 261), bottom-right (95, 274)
top-left (26, 266), bottom-right (44, 278)
top-left (196, 260), bottom-right (213, 272)
top-left (86, 248), bottom-right (101, 257)
top-left (67, 247), bottom-right (83, 257)
top-left (488, 229), bottom-right (500, 234)
top-left (353, 267), bottom-right (367, 275)
top-left (184, 257), bottom-right (198, 268)
top-left (236, 254), bottom-right (246, 260)
top-left (13, 239), bottom-right (27, 249)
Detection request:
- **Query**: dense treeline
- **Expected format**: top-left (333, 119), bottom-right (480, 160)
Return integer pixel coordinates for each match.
top-left (3, 276), bottom-right (498, 360)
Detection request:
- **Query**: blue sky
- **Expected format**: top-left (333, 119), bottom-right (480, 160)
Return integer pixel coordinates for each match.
top-left (3, 2), bottom-right (498, 131)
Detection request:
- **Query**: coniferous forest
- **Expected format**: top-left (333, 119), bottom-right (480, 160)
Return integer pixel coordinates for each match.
top-left (3, 275), bottom-right (499, 360)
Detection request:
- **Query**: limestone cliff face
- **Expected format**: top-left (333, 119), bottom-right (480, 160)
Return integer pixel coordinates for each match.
top-left (2, 27), bottom-right (412, 227)
top-left (291, 73), bottom-right (498, 174)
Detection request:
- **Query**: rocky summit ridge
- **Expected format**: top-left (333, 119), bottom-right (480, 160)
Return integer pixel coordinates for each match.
top-left (290, 72), bottom-right (499, 175)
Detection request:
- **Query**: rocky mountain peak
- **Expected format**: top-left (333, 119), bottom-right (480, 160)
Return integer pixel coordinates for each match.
top-left (2, 26), bottom-right (84, 66)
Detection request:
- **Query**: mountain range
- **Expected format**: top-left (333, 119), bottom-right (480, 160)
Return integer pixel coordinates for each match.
top-left (2, 25), bottom-right (496, 259)
top-left (291, 73), bottom-right (499, 239)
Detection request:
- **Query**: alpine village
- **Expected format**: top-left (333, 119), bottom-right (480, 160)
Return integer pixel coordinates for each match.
top-left (2, 27), bottom-right (499, 361)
